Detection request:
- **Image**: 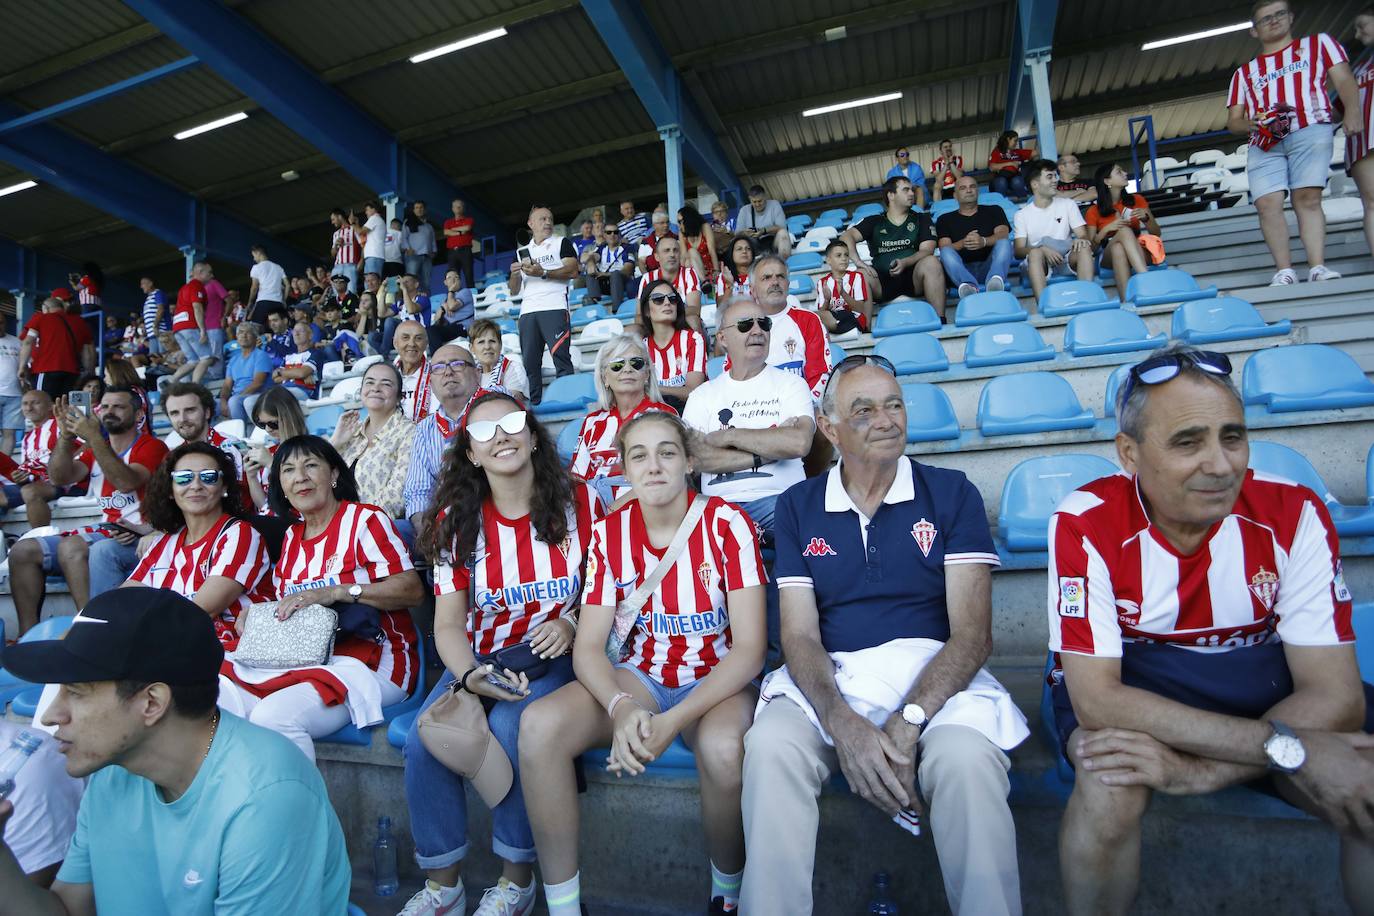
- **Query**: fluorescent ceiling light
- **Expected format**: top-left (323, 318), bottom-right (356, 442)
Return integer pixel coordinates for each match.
top-left (410, 27), bottom-right (507, 63)
top-left (803, 92), bottom-right (902, 118)
top-left (0, 180), bottom-right (37, 198)
top-left (174, 111), bottom-right (248, 140)
top-left (1142, 21), bottom-right (1249, 51)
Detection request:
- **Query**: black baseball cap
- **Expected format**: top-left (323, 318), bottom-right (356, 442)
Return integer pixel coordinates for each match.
top-left (4, 588), bottom-right (223, 686)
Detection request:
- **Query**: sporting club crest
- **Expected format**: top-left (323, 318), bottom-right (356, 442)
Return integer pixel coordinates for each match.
top-left (1249, 566), bottom-right (1279, 612)
top-left (911, 518), bottom-right (938, 557)
top-left (697, 559), bottom-right (713, 591)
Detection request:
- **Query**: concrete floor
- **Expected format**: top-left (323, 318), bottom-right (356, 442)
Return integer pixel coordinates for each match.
top-left (351, 875), bottom-right (689, 915)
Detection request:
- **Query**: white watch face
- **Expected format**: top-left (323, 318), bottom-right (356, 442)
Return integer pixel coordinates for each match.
top-left (902, 704), bottom-right (927, 727)
top-left (1267, 734), bottom-right (1305, 770)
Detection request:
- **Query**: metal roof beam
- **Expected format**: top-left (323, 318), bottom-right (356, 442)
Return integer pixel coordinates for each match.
top-left (123, 0), bottom-right (500, 233)
top-left (580, 0), bottom-right (738, 196)
top-left (1005, 0), bottom-right (1059, 138)
top-left (0, 23), bottom-right (162, 96)
top-left (0, 57), bottom-right (199, 135)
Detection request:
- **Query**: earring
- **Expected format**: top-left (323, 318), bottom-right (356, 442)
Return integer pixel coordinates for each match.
top-left (472, 460), bottom-right (480, 467)
top-left (331, 480), bottom-right (338, 489)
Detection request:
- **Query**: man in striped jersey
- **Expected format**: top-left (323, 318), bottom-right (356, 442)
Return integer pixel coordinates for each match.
top-left (1050, 345), bottom-right (1374, 914)
top-left (1226, 0), bottom-right (1362, 285)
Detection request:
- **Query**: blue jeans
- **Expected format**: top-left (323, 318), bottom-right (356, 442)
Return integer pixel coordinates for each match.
top-left (89, 536), bottom-right (139, 599)
top-left (362, 257), bottom-right (385, 279)
top-left (737, 495), bottom-right (780, 669)
top-left (938, 238), bottom-right (1014, 289)
top-left (991, 173), bottom-right (1027, 197)
top-left (334, 263), bottom-right (359, 293)
top-left (403, 654), bottom-right (574, 867)
top-left (405, 255), bottom-right (434, 293)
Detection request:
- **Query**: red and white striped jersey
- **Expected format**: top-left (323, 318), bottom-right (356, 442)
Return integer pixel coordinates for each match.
top-left (718, 268), bottom-right (751, 299)
top-left (433, 481), bottom-right (600, 655)
top-left (20, 419), bottom-right (60, 480)
top-left (1048, 471), bottom-right (1354, 661)
top-left (1228, 34), bottom-right (1349, 143)
top-left (332, 226), bottom-right (361, 265)
top-left (584, 494), bottom-right (766, 687)
top-left (76, 433), bottom-right (169, 525)
top-left (569, 397), bottom-right (678, 481)
top-left (398, 357), bottom-right (433, 422)
top-left (1345, 50), bottom-right (1374, 164)
top-left (646, 329), bottom-right (707, 388)
top-left (282, 350), bottom-right (319, 394)
top-left (273, 501), bottom-right (414, 599)
top-left (765, 304), bottom-right (832, 401)
top-left (128, 515), bottom-right (270, 640)
top-left (637, 266), bottom-right (701, 298)
top-left (816, 271), bottom-right (871, 314)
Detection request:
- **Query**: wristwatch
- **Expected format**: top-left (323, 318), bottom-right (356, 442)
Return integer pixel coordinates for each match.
top-left (1263, 719), bottom-right (1306, 773)
top-left (901, 704), bottom-right (927, 728)
top-left (347, 584), bottom-right (363, 601)
top-left (751, 453), bottom-right (762, 472)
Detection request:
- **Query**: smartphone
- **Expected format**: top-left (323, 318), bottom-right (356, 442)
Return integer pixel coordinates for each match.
top-left (68, 390), bottom-right (92, 417)
top-left (100, 522), bottom-right (137, 537)
top-left (516, 246), bottom-right (532, 264)
top-left (483, 670), bottom-right (526, 696)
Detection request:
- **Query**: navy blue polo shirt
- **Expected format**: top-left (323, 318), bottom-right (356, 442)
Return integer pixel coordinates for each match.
top-left (774, 457), bottom-right (999, 653)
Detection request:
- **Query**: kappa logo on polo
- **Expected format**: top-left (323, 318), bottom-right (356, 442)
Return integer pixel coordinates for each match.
top-left (910, 518), bottom-right (938, 557)
top-left (802, 537), bottom-right (837, 557)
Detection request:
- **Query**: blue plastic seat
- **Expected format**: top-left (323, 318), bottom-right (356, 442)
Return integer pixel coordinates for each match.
top-left (388, 709), bottom-right (419, 749)
top-left (1103, 363), bottom-right (1134, 419)
top-left (954, 290), bottom-right (1028, 327)
top-left (998, 455), bottom-right (1120, 550)
top-left (1368, 441), bottom-right (1374, 506)
top-left (706, 355), bottom-right (726, 379)
top-left (9, 686), bottom-right (42, 719)
top-left (1063, 310), bottom-right (1165, 357)
top-left (614, 298), bottom-right (638, 321)
top-left (1171, 296), bottom-right (1291, 344)
top-left (570, 303), bottom-right (608, 330)
top-left (786, 214), bottom-right (812, 234)
top-left (828, 342), bottom-right (847, 365)
top-left (1356, 603), bottom-right (1374, 680)
top-left (901, 382), bottom-right (961, 443)
top-left (852, 202), bottom-right (883, 220)
top-left (306, 403), bottom-right (345, 436)
top-left (817, 207), bottom-right (849, 222)
top-left (556, 413), bottom-right (586, 464)
top-left (977, 372), bottom-right (1095, 437)
top-left (0, 616), bottom-right (72, 707)
top-left (568, 287), bottom-right (587, 306)
top-left (583, 736), bottom-right (698, 776)
top-left (786, 252), bottom-right (824, 272)
top-left (532, 373), bottom-right (598, 415)
top-left (874, 333), bottom-right (949, 376)
top-left (319, 635), bottom-right (429, 746)
top-left (1038, 280), bottom-right (1120, 318)
top-left (1248, 441), bottom-right (1374, 537)
top-left (964, 322), bottom-right (1056, 368)
top-left (1241, 344), bottom-right (1374, 414)
top-left (789, 274), bottom-right (816, 297)
top-left (871, 299), bottom-right (941, 337)
top-left (812, 216), bottom-right (845, 231)
top-left (1124, 267), bottom-right (1218, 306)
top-left (930, 200), bottom-right (958, 220)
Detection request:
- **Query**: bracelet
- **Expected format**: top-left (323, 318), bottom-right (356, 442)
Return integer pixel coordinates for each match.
top-left (607, 692), bottom-right (633, 718)
top-left (459, 665), bottom-right (482, 693)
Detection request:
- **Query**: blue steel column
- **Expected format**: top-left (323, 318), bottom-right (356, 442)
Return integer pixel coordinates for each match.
top-left (1005, 0), bottom-right (1060, 156)
top-left (1027, 49), bottom-right (1057, 162)
top-left (660, 125), bottom-right (684, 218)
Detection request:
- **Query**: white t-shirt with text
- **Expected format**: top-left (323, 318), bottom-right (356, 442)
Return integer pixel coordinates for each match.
top-left (518, 235), bottom-right (578, 315)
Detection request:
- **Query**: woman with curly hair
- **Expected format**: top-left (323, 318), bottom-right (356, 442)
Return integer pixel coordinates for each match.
top-left (398, 389), bottom-right (601, 916)
top-left (121, 441), bottom-right (271, 646)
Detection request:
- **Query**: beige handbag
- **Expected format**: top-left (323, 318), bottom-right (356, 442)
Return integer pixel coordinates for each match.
top-left (417, 678), bottom-right (514, 807)
top-left (234, 601), bottom-right (338, 669)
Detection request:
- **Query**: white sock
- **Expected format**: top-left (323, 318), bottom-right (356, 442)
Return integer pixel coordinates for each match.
top-left (711, 861), bottom-right (742, 910)
top-left (544, 872), bottom-right (581, 916)
top-left (427, 878), bottom-right (464, 906)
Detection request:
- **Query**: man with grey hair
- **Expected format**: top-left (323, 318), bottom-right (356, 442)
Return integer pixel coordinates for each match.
top-left (751, 254), bottom-right (832, 402)
top-left (741, 354), bottom-right (1024, 915)
top-left (1049, 343), bottom-right (1374, 914)
top-left (682, 294), bottom-right (815, 663)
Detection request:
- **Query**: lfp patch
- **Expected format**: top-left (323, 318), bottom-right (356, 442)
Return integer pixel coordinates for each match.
top-left (1058, 577), bottom-right (1086, 618)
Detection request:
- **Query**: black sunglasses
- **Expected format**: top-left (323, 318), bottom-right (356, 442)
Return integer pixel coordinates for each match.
top-left (1119, 350), bottom-right (1232, 410)
top-left (834, 353), bottom-right (897, 375)
top-left (732, 315), bottom-right (773, 334)
top-left (608, 357), bottom-right (647, 373)
top-left (649, 292), bottom-right (682, 306)
top-left (259, 418), bottom-right (280, 432)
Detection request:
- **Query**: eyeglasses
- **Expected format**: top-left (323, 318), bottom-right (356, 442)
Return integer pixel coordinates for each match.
top-left (1255, 10), bottom-right (1291, 26)
top-left (259, 418), bottom-right (280, 432)
top-left (171, 469), bottom-right (223, 487)
top-left (731, 315), bottom-right (773, 334)
top-left (649, 292), bottom-right (682, 307)
top-left (897, 151), bottom-right (910, 157)
top-left (608, 357), bottom-right (647, 373)
top-left (432, 359), bottom-right (474, 374)
top-left (1118, 350), bottom-right (1232, 410)
top-left (466, 409), bottom-right (527, 443)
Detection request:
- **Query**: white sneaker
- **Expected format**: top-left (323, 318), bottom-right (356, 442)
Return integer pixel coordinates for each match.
top-left (473, 877), bottom-right (536, 916)
top-left (1308, 264), bottom-right (1342, 282)
top-left (986, 275), bottom-right (1006, 292)
top-left (957, 282), bottom-right (978, 299)
top-left (1268, 268), bottom-right (1298, 286)
top-left (397, 880), bottom-right (465, 916)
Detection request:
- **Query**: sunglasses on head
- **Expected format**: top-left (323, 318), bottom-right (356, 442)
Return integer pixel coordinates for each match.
top-left (466, 409), bottom-right (527, 443)
top-left (649, 292), bottom-right (682, 306)
top-left (608, 357), bottom-right (647, 373)
top-left (1119, 350), bottom-right (1232, 409)
top-left (732, 315), bottom-right (773, 334)
top-left (171, 469), bottom-right (223, 487)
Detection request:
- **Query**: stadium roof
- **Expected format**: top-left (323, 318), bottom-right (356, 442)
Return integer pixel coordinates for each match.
top-left (0, 0), bottom-right (1364, 295)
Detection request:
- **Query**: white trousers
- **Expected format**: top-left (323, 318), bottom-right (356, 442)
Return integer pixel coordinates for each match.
top-left (217, 675), bottom-right (406, 761)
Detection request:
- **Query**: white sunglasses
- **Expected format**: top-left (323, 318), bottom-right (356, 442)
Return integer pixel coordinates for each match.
top-left (467, 410), bottom-right (527, 443)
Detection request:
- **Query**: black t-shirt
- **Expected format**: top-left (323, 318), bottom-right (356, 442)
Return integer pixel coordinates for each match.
top-left (934, 206), bottom-right (1011, 264)
top-left (854, 211), bottom-right (936, 274)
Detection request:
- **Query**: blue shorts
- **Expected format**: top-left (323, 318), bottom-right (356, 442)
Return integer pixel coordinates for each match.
top-left (1, 482), bottom-right (20, 508)
top-left (175, 328), bottom-right (211, 362)
top-left (616, 662), bottom-right (701, 713)
top-left (31, 529), bottom-right (109, 574)
top-left (1247, 123), bottom-right (1336, 199)
top-left (0, 395), bottom-right (20, 429)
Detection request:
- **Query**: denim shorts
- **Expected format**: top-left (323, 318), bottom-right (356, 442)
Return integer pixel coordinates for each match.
top-left (616, 662), bottom-right (701, 712)
top-left (32, 529), bottom-right (108, 574)
top-left (0, 395), bottom-right (20, 429)
top-left (175, 328), bottom-right (210, 362)
top-left (1247, 123), bottom-right (1336, 199)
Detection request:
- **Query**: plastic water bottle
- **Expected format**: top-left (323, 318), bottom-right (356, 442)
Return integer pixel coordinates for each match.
top-left (867, 871), bottom-right (899, 915)
top-left (372, 816), bottom-right (399, 897)
top-left (0, 731), bottom-right (43, 801)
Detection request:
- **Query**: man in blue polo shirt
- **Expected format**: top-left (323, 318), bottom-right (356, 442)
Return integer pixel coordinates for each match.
top-left (739, 356), bottom-right (1028, 916)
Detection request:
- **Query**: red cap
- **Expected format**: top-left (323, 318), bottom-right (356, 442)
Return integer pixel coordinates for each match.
top-left (49, 287), bottom-right (72, 301)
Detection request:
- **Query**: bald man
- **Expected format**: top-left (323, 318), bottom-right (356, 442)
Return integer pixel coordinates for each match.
top-left (392, 320), bottom-right (431, 421)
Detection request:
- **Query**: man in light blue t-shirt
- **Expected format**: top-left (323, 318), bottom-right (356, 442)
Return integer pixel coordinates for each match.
top-left (0, 587), bottom-right (351, 916)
